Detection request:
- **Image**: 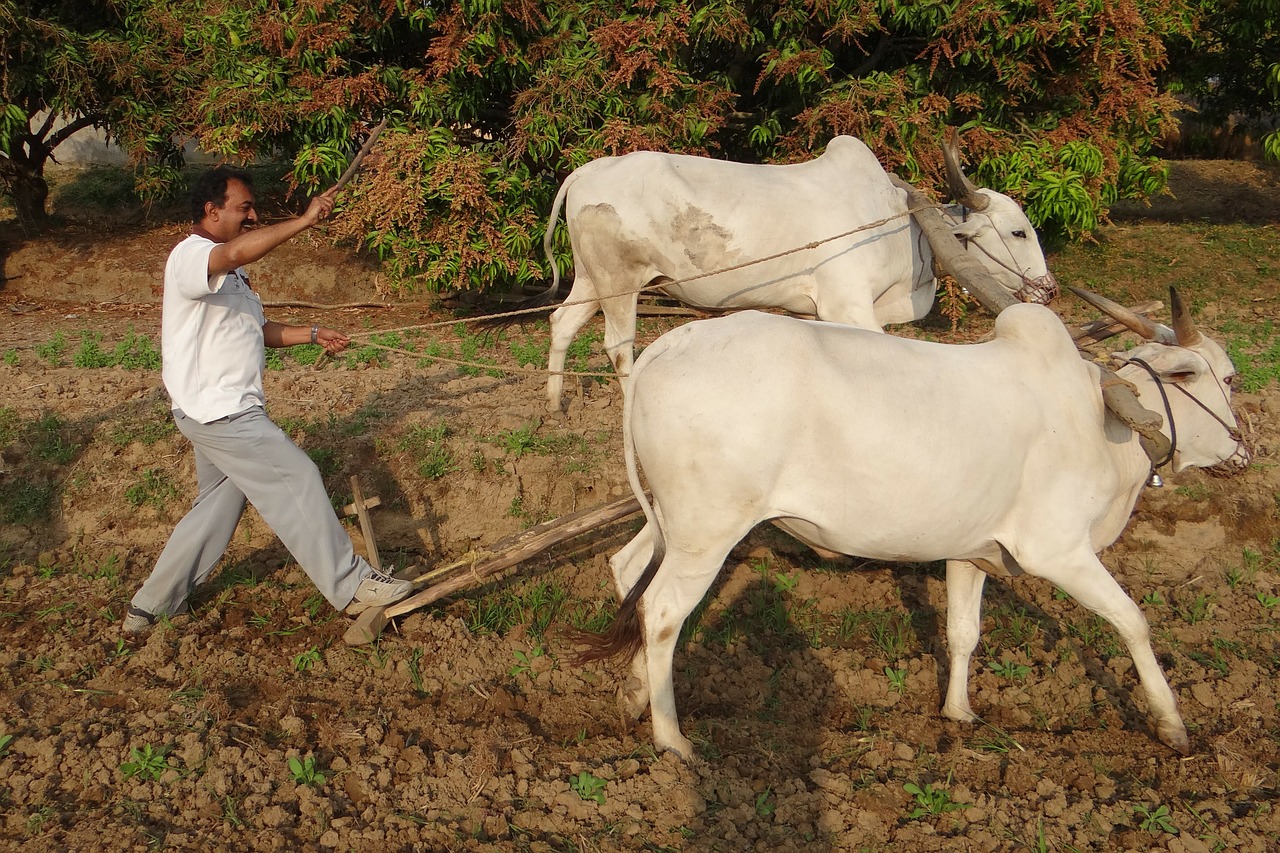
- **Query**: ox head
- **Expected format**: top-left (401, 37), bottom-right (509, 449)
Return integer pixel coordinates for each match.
top-left (1072, 286), bottom-right (1251, 475)
top-left (942, 130), bottom-right (1059, 306)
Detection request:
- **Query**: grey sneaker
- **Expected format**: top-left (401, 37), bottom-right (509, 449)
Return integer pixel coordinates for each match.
top-left (122, 606), bottom-right (157, 635)
top-left (346, 567), bottom-right (414, 615)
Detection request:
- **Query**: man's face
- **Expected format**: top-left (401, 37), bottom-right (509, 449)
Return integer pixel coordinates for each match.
top-left (203, 178), bottom-right (257, 242)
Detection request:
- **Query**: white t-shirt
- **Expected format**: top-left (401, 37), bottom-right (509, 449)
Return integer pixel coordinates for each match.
top-left (161, 234), bottom-right (266, 423)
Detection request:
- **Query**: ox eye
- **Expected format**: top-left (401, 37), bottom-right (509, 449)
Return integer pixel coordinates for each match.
top-left (1224, 375), bottom-right (1235, 386)
top-left (1011, 229), bottom-right (1027, 239)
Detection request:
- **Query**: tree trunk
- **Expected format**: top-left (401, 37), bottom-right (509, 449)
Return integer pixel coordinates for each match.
top-left (0, 141), bottom-right (52, 229)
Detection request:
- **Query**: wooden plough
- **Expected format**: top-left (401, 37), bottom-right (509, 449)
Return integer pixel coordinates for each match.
top-left (343, 493), bottom-right (642, 645)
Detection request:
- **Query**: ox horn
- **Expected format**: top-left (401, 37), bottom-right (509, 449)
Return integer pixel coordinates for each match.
top-left (1169, 287), bottom-right (1202, 347)
top-left (942, 127), bottom-right (990, 212)
top-left (1068, 286), bottom-right (1164, 341)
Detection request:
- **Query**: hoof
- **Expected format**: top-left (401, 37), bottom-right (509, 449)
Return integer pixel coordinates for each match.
top-left (658, 736), bottom-right (697, 764)
top-left (941, 703), bottom-right (978, 724)
top-left (1158, 719), bottom-right (1191, 755)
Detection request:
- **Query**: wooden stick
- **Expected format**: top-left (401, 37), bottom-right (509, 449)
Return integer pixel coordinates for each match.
top-left (331, 116), bottom-right (389, 194)
top-left (342, 494), bottom-right (643, 645)
top-left (348, 475), bottom-right (382, 572)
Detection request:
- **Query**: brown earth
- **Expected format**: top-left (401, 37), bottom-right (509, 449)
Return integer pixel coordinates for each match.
top-left (0, 161), bottom-right (1278, 851)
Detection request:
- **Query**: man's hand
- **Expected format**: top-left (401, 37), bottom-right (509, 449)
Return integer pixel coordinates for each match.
top-left (303, 187), bottom-right (339, 226)
top-left (315, 326), bottom-right (351, 354)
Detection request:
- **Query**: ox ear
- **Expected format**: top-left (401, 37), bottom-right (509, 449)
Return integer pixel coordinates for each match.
top-left (1121, 345), bottom-right (1204, 385)
top-left (949, 212), bottom-right (991, 243)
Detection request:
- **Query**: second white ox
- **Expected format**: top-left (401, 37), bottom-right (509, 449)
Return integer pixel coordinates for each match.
top-left (540, 132), bottom-right (1058, 410)
top-left (575, 291), bottom-right (1248, 761)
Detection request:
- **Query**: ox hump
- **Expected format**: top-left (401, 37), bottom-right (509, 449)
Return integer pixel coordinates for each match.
top-left (992, 303), bottom-right (1079, 360)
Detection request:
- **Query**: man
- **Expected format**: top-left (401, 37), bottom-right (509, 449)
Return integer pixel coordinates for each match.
top-left (123, 167), bottom-right (411, 635)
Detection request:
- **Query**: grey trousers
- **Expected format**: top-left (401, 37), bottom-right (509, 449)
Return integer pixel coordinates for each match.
top-left (130, 406), bottom-right (370, 617)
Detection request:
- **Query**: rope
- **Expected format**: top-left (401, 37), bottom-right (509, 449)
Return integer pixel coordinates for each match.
top-left (347, 201), bottom-right (940, 336)
top-left (9, 201), bottom-right (940, 382)
top-left (315, 201), bottom-right (942, 378)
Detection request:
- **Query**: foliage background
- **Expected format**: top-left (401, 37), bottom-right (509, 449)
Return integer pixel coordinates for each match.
top-left (4, 0), bottom-right (1276, 292)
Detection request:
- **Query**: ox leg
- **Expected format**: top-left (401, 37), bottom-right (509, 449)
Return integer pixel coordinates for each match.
top-left (942, 559), bottom-right (986, 723)
top-left (598, 289), bottom-right (640, 386)
top-left (1033, 551), bottom-right (1190, 754)
top-left (608, 524), bottom-right (656, 723)
top-left (642, 550), bottom-right (730, 762)
top-left (546, 281), bottom-right (601, 412)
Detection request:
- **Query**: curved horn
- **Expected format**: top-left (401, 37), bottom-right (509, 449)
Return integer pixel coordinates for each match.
top-left (1169, 287), bottom-right (1202, 347)
top-left (942, 127), bottom-right (990, 212)
top-left (1068, 286), bottom-right (1161, 341)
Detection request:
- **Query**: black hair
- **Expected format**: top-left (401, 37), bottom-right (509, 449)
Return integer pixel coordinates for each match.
top-left (190, 167), bottom-right (254, 223)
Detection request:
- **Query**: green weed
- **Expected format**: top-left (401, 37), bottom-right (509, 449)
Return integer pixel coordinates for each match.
top-left (884, 665), bottom-right (907, 693)
top-left (754, 787), bottom-right (776, 818)
top-left (287, 754), bottom-right (326, 786)
top-left (35, 332), bottom-right (67, 366)
top-left (569, 770), bottom-right (606, 805)
top-left (0, 406), bottom-right (17, 445)
top-left (509, 645), bottom-right (546, 679)
top-left (509, 337), bottom-right (547, 367)
top-left (903, 781), bottom-right (965, 819)
top-left (73, 329), bottom-right (160, 370)
top-left (398, 421), bottom-right (456, 479)
top-left (1133, 802), bottom-right (1178, 835)
top-left (120, 744), bottom-right (172, 781)
top-left (125, 468), bottom-right (180, 511)
top-left (293, 647), bottom-right (322, 672)
top-left (27, 412), bottom-right (78, 463)
top-left (989, 658), bottom-right (1032, 681)
top-left (1175, 593), bottom-right (1215, 625)
top-left (0, 732), bottom-right (13, 756)
top-left (0, 479), bottom-right (55, 524)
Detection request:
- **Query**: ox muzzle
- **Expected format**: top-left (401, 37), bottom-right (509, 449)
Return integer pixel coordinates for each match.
top-left (1015, 271), bottom-right (1059, 305)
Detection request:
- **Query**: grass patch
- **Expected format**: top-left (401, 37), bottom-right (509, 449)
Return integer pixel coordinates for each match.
top-left (397, 421), bottom-right (456, 480)
top-left (125, 468), bottom-right (180, 511)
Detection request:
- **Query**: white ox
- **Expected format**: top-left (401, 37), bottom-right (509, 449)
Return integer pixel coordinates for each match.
top-left (574, 290), bottom-right (1249, 761)
top-left (539, 133), bottom-right (1058, 410)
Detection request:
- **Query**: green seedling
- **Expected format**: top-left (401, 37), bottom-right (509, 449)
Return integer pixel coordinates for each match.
top-left (509, 645), bottom-right (545, 678)
top-left (1256, 592), bottom-right (1280, 610)
top-left (120, 744), bottom-right (171, 781)
top-left (990, 659), bottom-right (1032, 681)
top-left (569, 771), bottom-right (606, 805)
top-left (884, 665), bottom-right (907, 693)
top-left (287, 755), bottom-right (326, 786)
top-left (754, 787), bottom-right (776, 818)
top-left (293, 647), bottom-right (322, 672)
top-left (0, 732), bottom-right (13, 756)
top-left (1133, 802), bottom-right (1178, 835)
top-left (903, 781), bottom-right (965, 819)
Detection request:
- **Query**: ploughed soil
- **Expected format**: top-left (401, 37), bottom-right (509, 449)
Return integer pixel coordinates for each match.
top-left (0, 160), bottom-right (1278, 852)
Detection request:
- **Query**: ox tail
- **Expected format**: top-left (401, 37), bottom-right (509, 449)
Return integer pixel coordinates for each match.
top-left (567, 365), bottom-right (666, 667)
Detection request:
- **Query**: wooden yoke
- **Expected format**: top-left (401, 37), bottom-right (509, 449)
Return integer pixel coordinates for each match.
top-left (889, 175), bottom-right (1171, 466)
